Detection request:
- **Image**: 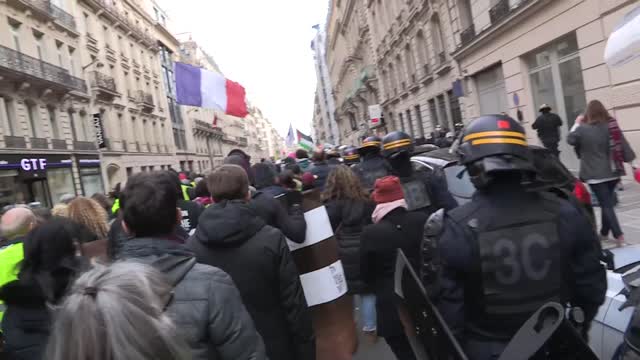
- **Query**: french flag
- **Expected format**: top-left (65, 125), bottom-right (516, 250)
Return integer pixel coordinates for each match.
top-left (174, 62), bottom-right (248, 118)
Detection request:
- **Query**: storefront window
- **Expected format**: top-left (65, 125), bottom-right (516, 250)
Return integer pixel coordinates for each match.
top-left (0, 171), bottom-right (24, 208)
top-left (47, 168), bottom-right (75, 204)
top-left (80, 168), bottom-right (104, 197)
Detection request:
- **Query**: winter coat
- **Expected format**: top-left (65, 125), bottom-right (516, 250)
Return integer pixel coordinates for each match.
top-left (250, 191), bottom-right (307, 243)
top-left (532, 112), bottom-right (563, 142)
top-left (325, 199), bottom-right (375, 294)
top-left (259, 185), bottom-right (288, 198)
top-left (188, 200), bottom-right (315, 360)
top-left (178, 199), bottom-right (204, 235)
top-left (0, 281), bottom-right (50, 360)
top-left (310, 161), bottom-right (333, 191)
top-left (360, 208), bottom-right (428, 337)
top-left (568, 122), bottom-right (636, 181)
top-left (119, 237), bottom-right (267, 360)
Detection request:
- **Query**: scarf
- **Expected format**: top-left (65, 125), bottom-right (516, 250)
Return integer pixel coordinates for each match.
top-left (372, 199), bottom-right (407, 224)
top-left (609, 117), bottom-right (626, 176)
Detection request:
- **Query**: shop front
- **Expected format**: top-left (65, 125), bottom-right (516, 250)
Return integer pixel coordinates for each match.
top-left (76, 155), bottom-right (104, 197)
top-left (0, 155), bottom-right (76, 208)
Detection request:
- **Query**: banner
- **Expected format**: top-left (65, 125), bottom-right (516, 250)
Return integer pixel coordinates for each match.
top-left (92, 113), bottom-right (107, 149)
top-left (369, 104), bottom-right (382, 127)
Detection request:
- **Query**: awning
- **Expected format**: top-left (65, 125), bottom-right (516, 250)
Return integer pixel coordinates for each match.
top-left (605, 5), bottom-right (640, 67)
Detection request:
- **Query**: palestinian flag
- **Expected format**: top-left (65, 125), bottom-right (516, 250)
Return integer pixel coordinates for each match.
top-left (297, 130), bottom-right (314, 151)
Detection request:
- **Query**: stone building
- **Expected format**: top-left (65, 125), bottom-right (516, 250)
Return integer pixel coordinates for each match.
top-left (0, 0), bottom-right (100, 207)
top-left (325, 0), bottom-right (380, 146)
top-left (311, 26), bottom-right (340, 145)
top-left (450, 0), bottom-right (640, 171)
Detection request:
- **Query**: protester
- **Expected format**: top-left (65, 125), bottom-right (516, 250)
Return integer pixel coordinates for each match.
top-left (296, 149), bottom-right (315, 172)
top-left (226, 149), bottom-right (255, 185)
top-left (533, 104), bottom-right (563, 156)
top-left (322, 165), bottom-right (377, 339)
top-left (360, 176), bottom-right (427, 360)
top-left (568, 100), bottom-right (637, 247)
top-left (0, 207), bottom-right (36, 329)
top-left (192, 179), bottom-right (213, 207)
top-left (252, 163), bottom-right (287, 198)
top-left (116, 171), bottom-right (267, 360)
top-left (0, 217), bottom-right (87, 360)
top-left (109, 183), bottom-right (122, 217)
top-left (310, 150), bottom-right (332, 190)
top-left (67, 197), bottom-right (110, 259)
top-left (189, 165), bottom-right (315, 360)
top-left (31, 207), bottom-right (52, 227)
top-left (46, 262), bottom-right (190, 360)
top-left (58, 194), bottom-right (76, 205)
top-left (50, 204), bottom-right (69, 217)
top-left (279, 170), bottom-right (301, 191)
top-left (90, 193), bottom-right (113, 220)
top-left (170, 172), bottom-right (204, 238)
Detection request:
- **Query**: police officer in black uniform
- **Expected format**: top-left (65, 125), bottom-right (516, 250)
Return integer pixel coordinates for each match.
top-left (342, 146), bottom-right (361, 167)
top-left (353, 136), bottom-right (390, 191)
top-left (381, 131), bottom-right (457, 214)
top-left (423, 115), bottom-right (606, 360)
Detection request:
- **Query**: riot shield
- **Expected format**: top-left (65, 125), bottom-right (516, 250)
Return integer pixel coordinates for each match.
top-left (496, 302), bottom-right (598, 360)
top-left (279, 189), bottom-right (357, 360)
top-left (394, 249), bottom-right (468, 360)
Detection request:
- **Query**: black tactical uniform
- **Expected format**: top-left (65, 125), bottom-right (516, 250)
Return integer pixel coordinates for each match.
top-left (342, 146), bottom-right (360, 167)
top-left (423, 115), bottom-right (606, 360)
top-left (381, 131), bottom-right (457, 214)
top-left (353, 136), bottom-right (390, 191)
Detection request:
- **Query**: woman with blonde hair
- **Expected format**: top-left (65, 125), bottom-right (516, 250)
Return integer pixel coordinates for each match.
top-left (322, 165), bottom-right (377, 339)
top-left (568, 100), bottom-right (637, 247)
top-left (67, 197), bottom-right (109, 259)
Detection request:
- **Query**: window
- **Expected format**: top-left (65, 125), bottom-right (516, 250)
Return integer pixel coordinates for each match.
top-left (437, 94), bottom-right (448, 129)
top-left (406, 109), bottom-right (414, 137)
top-left (431, 15), bottom-right (445, 63)
top-left (83, 12), bottom-right (91, 34)
top-left (1, 97), bottom-right (17, 136)
top-left (388, 63), bottom-right (396, 95)
top-left (405, 44), bottom-right (416, 80)
top-left (56, 41), bottom-right (64, 67)
top-left (142, 119), bottom-right (148, 146)
top-left (415, 31), bottom-right (429, 72)
top-left (78, 112), bottom-right (90, 141)
top-left (126, 167), bottom-right (133, 177)
top-left (348, 112), bottom-right (357, 131)
top-left (9, 21), bottom-right (21, 52)
top-left (68, 47), bottom-right (76, 76)
top-left (428, 98), bottom-right (439, 129)
top-left (398, 112), bottom-right (405, 132)
top-left (68, 110), bottom-right (77, 141)
top-left (414, 105), bottom-right (425, 138)
top-left (26, 102), bottom-right (39, 137)
top-left (395, 55), bottom-right (405, 88)
top-left (448, 90), bottom-right (463, 127)
top-left (33, 31), bottom-right (46, 61)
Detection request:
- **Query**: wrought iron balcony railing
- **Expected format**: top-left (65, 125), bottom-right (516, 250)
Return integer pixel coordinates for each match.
top-left (4, 136), bottom-right (26, 149)
top-left (460, 24), bottom-right (476, 46)
top-left (8, 0), bottom-right (77, 30)
top-left (489, 0), bottom-right (510, 25)
top-left (0, 45), bottom-right (86, 93)
top-left (90, 71), bottom-right (117, 94)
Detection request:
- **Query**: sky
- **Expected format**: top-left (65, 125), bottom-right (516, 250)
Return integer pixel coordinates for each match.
top-left (158, 0), bottom-right (329, 137)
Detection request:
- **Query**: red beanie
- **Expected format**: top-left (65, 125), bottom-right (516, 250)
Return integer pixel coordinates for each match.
top-left (372, 176), bottom-right (405, 204)
top-left (302, 172), bottom-right (315, 187)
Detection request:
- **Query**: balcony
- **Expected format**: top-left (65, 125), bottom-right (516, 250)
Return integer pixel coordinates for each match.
top-left (0, 45), bottom-right (87, 93)
top-left (8, 0), bottom-right (77, 32)
top-left (237, 137), bottom-right (248, 147)
top-left (30, 137), bottom-right (48, 149)
top-left (74, 141), bottom-right (97, 150)
top-left (52, 139), bottom-right (67, 150)
top-left (460, 24), bottom-right (476, 46)
top-left (489, 0), bottom-right (510, 25)
top-left (438, 51), bottom-right (446, 65)
top-left (4, 136), bottom-right (26, 148)
top-left (135, 90), bottom-right (154, 113)
top-left (90, 71), bottom-right (118, 100)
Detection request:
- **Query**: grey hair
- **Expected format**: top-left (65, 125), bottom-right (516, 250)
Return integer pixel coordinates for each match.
top-left (45, 261), bottom-right (189, 360)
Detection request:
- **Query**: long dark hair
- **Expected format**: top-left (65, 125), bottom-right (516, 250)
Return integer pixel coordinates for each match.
top-left (19, 217), bottom-right (85, 302)
top-left (322, 165), bottom-right (370, 202)
top-left (585, 100), bottom-right (611, 125)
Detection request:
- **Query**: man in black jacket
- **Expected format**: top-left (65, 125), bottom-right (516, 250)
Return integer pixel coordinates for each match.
top-left (532, 104), bottom-right (563, 156)
top-left (188, 165), bottom-right (315, 360)
top-left (310, 150), bottom-right (332, 190)
top-left (117, 171), bottom-right (267, 360)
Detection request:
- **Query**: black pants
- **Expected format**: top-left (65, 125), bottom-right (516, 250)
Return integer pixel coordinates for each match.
top-left (590, 179), bottom-right (623, 238)
top-left (385, 334), bottom-right (417, 360)
top-left (541, 139), bottom-right (560, 157)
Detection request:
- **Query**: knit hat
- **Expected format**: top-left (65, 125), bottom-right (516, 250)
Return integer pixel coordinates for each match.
top-left (372, 176), bottom-right (405, 204)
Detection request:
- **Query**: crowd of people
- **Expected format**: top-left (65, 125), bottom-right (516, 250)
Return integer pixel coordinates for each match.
top-left (0, 104), bottom-right (637, 360)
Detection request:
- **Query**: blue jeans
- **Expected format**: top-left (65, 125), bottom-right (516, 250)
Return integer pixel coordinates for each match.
top-left (590, 180), bottom-right (623, 238)
top-left (357, 293), bottom-right (377, 332)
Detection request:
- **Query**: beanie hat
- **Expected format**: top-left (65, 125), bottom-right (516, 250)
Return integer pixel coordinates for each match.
top-left (372, 176), bottom-right (404, 204)
top-left (302, 172), bottom-right (315, 188)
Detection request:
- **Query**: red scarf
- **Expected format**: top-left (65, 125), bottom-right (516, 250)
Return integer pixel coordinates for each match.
top-left (609, 117), bottom-right (626, 176)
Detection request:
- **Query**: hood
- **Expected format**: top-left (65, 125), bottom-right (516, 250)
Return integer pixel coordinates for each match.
top-left (118, 237), bottom-right (196, 288)
top-left (194, 200), bottom-right (265, 247)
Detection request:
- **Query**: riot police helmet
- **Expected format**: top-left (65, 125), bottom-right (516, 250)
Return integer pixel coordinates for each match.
top-left (458, 114), bottom-right (534, 186)
top-left (342, 146), bottom-right (361, 165)
top-left (381, 131), bottom-right (414, 159)
top-left (326, 147), bottom-right (341, 159)
top-left (358, 136), bottom-right (382, 156)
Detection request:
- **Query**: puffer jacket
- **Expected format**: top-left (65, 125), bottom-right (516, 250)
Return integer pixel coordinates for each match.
top-left (325, 199), bottom-right (375, 294)
top-left (188, 200), bottom-right (315, 360)
top-left (119, 237), bottom-right (267, 360)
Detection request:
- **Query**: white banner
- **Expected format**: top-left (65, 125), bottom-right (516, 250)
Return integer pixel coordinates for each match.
top-left (287, 206), bottom-right (333, 252)
top-left (299, 259), bottom-right (348, 307)
top-left (369, 104), bottom-right (382, 126)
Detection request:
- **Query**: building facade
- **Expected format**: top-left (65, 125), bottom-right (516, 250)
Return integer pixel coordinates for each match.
top-left (0, 0), bottom-right (101, 208)
top-left (322, 0), bottom-right (640, 173)
top-left (311, 27), bottom-right (340, 145)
